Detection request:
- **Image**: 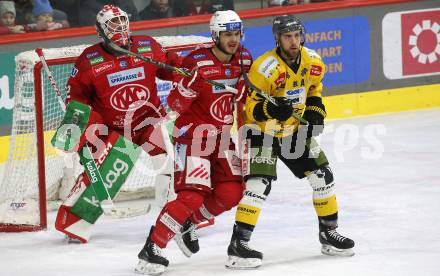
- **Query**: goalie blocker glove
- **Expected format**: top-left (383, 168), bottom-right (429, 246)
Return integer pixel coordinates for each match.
top-left (253, 96), bottom-right (294, 122)
top-left (301, 96), bottom-right (326, 138)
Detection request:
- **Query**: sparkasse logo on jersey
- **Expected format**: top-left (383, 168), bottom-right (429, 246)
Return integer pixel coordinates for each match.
top-left (107, 67), bottom-right (145, 87)
top-left (382, 8), bottom-right (440, 79)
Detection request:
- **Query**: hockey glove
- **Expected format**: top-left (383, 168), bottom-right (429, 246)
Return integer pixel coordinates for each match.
top-left (235, 76), bottom-right (247, 103)
top-left (301, 96), bottom-right (326, 137)
top-left (254, 97), bottom-right (293, 122)
top-left (177, 68), bottom-right (205, 98)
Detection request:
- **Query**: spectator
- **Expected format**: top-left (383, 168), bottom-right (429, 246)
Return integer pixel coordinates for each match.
top-left (202, 0), bottom-right (234, 13)
top-left (173, 0), bottom-right (234, 17)
top-left (0, 0), bottom-right (25, 34)
top-left (13, 0), bottom-right (33, 24)
top-left (269, 0), bottom-right (301, 6)
top-left (139, 0), bottom-right (173, 20)
top-left (14, 0), bottom-right (68, 25)
top-left (66, 0), bottom-right (140, 27)
top-left (27, 0), bottom-right (69, 31)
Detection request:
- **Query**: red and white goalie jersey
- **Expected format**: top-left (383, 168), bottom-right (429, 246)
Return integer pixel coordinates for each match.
top-left (66, 35), bottom-right (178, 133)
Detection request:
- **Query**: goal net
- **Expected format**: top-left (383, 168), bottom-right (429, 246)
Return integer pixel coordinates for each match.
top-left (0, 35), bottom-right (213, 232)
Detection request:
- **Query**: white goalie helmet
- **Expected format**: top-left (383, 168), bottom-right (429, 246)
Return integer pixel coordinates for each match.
top-left (209, 10), bottom-right (243, 42)
top-left (96, 5), bottom-right (130, 46)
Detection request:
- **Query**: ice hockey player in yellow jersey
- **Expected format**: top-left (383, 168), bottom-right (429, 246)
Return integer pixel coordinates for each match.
top-left (225, 15), bottom-right (355, 269)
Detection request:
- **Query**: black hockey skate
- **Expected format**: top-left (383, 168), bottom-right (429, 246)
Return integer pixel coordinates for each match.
top-left (319, 227), bottom-right (355, 257)
top-left (135, 227), bottom-right (169, 275)
top-left (225, 225), bottom-right (263, 269)
top-left (174, 220), bottom-right (199, 257)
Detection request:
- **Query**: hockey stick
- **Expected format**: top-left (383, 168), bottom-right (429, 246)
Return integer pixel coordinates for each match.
top-left (95, 23), bottom-right (239, 95)
top-left (239, 46), bottom-right (308, 125)
top-left (35, 48), bottom-right (150, 218)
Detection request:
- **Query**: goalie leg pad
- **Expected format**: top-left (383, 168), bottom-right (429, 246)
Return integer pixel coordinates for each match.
top-left (55, 170), bottom-right (96, 243)
top-left (235, 177), bottom-right (271, 227)
top-left (69, 132), bottom-right (145, 223)
top-left (307, 165), bottom-right (338, 217)
top-left (55, 205), bottom-right (93, 243)
top-left (51, 100), bottom-right (105, 152)
top-left (55, 131), bottom-right (146, 243)
top-left (150, 153), bottom-right (175, 207)
top-left (154, 174), bottom-right (174, 208)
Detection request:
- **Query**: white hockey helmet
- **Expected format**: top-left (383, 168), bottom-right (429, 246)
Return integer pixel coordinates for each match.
top-left (209, 10), bottom-right (243, 43)
top-left (96, 5), bottom-right (130, 46)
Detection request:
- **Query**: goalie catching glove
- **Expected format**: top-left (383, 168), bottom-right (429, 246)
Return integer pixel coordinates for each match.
top-left (301, 96), bottom-right (327, 138)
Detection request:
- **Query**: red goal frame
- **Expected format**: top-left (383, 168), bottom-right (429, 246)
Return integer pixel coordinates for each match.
top-left (0, 42), bottom-right (212, 232)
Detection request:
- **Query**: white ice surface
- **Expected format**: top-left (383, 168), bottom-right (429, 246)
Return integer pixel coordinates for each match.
top-left (1, 109), bottom-right (440, 276)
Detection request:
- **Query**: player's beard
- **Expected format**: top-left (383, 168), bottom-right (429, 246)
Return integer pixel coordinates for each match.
top-left (280, 44), bottom-right (300, 60)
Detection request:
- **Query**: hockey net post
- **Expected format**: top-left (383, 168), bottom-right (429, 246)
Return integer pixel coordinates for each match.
top-left (0, 36), bottom-right (213, 232)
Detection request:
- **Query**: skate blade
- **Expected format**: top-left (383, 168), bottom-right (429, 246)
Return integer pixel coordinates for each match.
top-left (225, 255), bottom-right (262, 270)
top-left (174, 235), bottom-right (193, 258)
top-left (134, 259), bottom-right (166, 275)
top-left (65, 235), bottom-right (82, 244)
top-left (321, 244), bottom-right (355, 257)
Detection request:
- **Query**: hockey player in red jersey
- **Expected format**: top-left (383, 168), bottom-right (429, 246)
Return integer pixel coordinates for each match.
top-left (53, 5), bottom-right (178, 243)
top-left (134, 10), bottom-right (253, 275)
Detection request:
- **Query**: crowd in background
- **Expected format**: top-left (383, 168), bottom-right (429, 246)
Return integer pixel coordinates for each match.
top-left (0, 0), bottom-right (339, 35)
top-left (0, 0), bottom-right (69, 34)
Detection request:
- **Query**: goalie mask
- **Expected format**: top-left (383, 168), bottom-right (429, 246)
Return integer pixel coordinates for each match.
top-left (96, 5), bottom-right (130, 47)
top-left (209, 10), bottom-right (243, 43)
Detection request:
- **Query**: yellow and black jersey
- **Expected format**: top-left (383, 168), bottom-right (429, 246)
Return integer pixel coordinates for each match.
top-left (245, 46), bottom-right (325, 137)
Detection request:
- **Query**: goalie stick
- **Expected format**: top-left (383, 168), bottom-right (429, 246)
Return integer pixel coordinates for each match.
top-left (239, 46), bottom-right (309, 125)
top-left (97, 26), bottom-right (218, 229)
top-left (35, 48), bottom-right (151, 218)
